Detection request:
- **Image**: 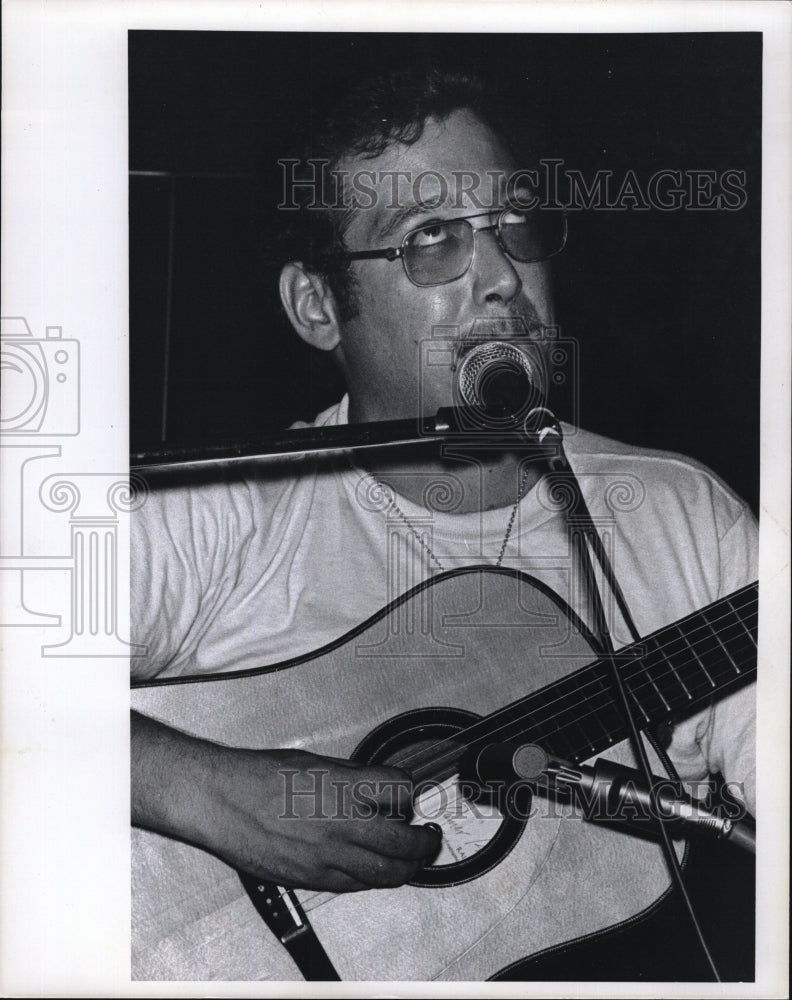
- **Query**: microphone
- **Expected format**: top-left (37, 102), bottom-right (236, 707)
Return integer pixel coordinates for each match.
top-left (455, 341), bottom-right (543, 420)
top-left (461, 742), bottom-right (756, 854)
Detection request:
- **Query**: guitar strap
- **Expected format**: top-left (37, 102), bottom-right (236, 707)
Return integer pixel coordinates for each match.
top-left (237, 872), bottom-right (341, 981)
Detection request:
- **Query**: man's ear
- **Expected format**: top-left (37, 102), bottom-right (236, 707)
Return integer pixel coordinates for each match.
top-left (279, 262), bottom-right (341, 352)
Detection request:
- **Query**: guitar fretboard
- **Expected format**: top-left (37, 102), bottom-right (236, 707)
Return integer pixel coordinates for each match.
top-left (411, 583), bottom-right (758, 780)
top-left (554, 582), bottom-right (756, 761)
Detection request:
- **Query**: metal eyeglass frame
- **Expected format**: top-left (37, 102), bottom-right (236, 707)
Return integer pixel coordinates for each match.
top-left (339, 207), bottom-right (568, 287)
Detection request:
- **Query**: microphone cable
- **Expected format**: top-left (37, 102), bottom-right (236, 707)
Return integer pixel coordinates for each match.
top-left (532, 415), bottom-right (724, 983)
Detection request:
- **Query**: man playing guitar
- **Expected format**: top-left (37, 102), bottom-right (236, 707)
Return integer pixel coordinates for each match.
top-left (130, 63), bottom-right (756, 981)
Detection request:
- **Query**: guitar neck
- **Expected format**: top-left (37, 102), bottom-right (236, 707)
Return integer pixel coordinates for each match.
top-left (620, 581), bottom-right (757, 731)
top-left (445, 583), bottom-right (758, 769)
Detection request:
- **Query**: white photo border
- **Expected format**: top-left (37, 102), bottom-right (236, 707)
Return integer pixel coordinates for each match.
top-left (1, 1), bottom-right (789, 997)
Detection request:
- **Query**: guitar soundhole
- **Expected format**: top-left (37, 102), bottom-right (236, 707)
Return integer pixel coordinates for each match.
top-left (352, 707), bottom-right (527, 889)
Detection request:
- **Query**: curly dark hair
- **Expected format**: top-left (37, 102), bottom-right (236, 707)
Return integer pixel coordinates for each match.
top-left (277, 65), bottom-right (496, 319)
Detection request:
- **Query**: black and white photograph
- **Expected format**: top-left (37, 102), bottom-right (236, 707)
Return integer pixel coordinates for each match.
top-left (1, 3), bottom-right (789, 996)
top-left (129, 29), bottom-right (760, 984)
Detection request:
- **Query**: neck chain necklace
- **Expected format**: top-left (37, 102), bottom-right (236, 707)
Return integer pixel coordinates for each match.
top-left (369, 464), bottom-right (533, 573)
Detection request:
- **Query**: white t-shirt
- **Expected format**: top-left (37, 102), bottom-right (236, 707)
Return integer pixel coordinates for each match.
top-left (131, 397), bottom-right (757, 808)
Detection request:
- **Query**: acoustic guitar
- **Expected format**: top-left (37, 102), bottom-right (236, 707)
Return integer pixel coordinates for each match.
top-left (131, 566), bottom-right (756, 981)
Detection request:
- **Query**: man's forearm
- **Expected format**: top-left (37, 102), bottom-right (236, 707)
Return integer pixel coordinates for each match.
top-left (130, 710), bottom-right (441, 890)
top-left (131, 710), bottom-right (217, 845)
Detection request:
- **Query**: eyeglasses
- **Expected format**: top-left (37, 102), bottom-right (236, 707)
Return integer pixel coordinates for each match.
top-left (340, 207), bottom-right (567, 287)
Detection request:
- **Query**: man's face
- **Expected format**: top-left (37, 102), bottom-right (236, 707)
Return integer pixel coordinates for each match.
top-left (334, 108), bottom-right (556, 423)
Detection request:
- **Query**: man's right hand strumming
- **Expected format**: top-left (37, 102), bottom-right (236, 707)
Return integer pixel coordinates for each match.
top-left (131, 711), bottom-right (441, 892)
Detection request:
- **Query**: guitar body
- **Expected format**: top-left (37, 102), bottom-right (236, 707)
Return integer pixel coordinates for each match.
top-left (131, 567), bottom-right (703, 981)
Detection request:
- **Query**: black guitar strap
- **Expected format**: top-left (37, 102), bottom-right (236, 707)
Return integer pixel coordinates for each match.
top-left (237, 872), bottom-right (341, 981)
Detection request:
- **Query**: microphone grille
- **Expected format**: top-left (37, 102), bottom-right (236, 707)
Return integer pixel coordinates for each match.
top-left (456, 341), bottom-right (538, 409)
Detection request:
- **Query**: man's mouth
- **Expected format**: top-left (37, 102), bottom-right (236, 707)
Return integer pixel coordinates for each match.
top-left (462, 307), bottom-right (546, 345)
top-left (456, 312), bottom-right (547, 369)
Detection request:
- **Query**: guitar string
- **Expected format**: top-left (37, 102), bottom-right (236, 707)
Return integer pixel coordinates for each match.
top-left (336, 472), bottom-right (755, 872)
top-left (370, 606), bottom-right (758, 785)
top-left (293, 646), bottom-right (758, 917)
top-left (379, 603), bottom-right (757, 782)
top-left (405, 641), bottom-right (757, 786)
top-left (394, 597), bottom-right (756, 768)
top-left (291, 617), bottom-right (757, 870)
top-left (622, 604), bottom-right (757, 700)
top-left (407, 614), bottom-right (758, 779)
top-left (354, 465), bottom-right (757, 779)
top-left (365, 578), bottom-right (758, 780)
top-left (609, 602), bottom-right (756, 701)
top-left (293, 606), bottom-right (757, 915)
top-left (637, 593), bottom-right (758, 666)
top-left (487, 641), bottom-right (757, 756)
top-left (256, 593), bottom-right (757, 916)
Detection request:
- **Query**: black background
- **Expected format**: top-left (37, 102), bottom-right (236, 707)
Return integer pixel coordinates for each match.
top-left (129, 31), bottom-right (761, 513)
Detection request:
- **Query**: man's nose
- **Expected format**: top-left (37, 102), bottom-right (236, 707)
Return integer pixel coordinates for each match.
top-left (469, 229), bottom-right (522, 306)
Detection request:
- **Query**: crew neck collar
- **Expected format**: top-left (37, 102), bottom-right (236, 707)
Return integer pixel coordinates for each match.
top-left (333, 394), bottom-right (564, 540)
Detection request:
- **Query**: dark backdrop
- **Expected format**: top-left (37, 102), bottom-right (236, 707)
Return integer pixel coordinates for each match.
top-left (129, 32), bottom-right (761, 514)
